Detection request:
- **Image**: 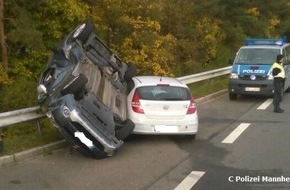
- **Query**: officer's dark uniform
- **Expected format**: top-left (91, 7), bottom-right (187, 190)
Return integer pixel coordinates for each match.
top-left (271, 54), bottom-right (285, 113)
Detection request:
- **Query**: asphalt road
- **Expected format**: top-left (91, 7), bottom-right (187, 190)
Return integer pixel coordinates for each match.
top-left (1, 93), bottom-right (290, 190)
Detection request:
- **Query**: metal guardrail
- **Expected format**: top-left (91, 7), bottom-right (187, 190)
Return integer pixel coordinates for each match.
top-left (177, 66), bottom-right (231, 84)
top-left (0, 106), bottom-right (46, 129)
top-left (0, 66), bottom-right (231, 129)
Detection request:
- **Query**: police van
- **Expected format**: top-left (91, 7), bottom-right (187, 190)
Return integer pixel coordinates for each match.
top-left (228, 38), bottom-right (290, 100)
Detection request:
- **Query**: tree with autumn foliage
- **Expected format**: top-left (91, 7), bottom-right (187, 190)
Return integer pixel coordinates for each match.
top-left (1, 0), bottom-right (290, 111)
top-left (0, 0), bottom-right (89, 110)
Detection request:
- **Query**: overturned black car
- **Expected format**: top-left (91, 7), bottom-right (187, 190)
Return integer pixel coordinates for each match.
top-left (37, 20), bottom-right (136, 158)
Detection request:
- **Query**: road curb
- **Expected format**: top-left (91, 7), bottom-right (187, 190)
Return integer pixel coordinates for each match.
top-left (0, 90), bottom-right (227, 165)
top-left (0, 140), bottom-right (68, 166)
top-left (196, 89), bottom-right (227, 104)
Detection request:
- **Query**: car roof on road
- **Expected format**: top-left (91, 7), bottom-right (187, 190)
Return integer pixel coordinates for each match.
top-left (132, 76), bottom-right (187, 87)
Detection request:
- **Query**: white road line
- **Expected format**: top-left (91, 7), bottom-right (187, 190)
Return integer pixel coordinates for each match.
top-left (257, 98), bottom-right (273, 110)
top-left (174, 171), bottom-right (205, 190)
top-left (222, 123), bottom-right (250, 144)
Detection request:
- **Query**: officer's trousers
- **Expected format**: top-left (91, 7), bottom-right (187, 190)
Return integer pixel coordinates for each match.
top-left (273, 79), bottom-right (284, 110)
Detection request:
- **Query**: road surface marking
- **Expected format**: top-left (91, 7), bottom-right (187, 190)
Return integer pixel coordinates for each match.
top-left (174, 171), bottom-right (205, 190)
top-left (257, 98), bottom-right (272, 110)
top-left (222, 123), bottom-right (250, 144)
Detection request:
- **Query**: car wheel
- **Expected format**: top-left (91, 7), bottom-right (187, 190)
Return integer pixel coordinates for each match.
top-left (285, 86), bottom-right (290, 93)
top-left (229, 93), bottom-right (237, 100)
top-left (66, 20), bottom-right (94, 44)
top-left (115, 119), bottom-right (135, 140)
top-left (124, 63), bottom-right (137, 82)
top-left (180, 134), bottom-right (196, 141)
top-left (61, 74), bottom-right (88, 96)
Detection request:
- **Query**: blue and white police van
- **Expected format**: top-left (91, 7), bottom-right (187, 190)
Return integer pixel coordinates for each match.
top-left (228, 38), bottom-right (290, 100)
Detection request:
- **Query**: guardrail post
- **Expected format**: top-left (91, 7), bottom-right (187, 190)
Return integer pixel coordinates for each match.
top-left (210, 78), bottom-right (213, 86)
top-left (35, 119), bottom-right (42, 135)
top-left (0, 135), bottom-right (3, 154)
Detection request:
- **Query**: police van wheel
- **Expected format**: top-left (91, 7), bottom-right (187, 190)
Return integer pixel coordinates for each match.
top-left (229, 93), bottom-right (237, 100)
top-left (285, 86), bottom-right (290, 93)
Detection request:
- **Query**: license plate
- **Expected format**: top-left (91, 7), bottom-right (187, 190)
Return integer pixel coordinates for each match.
top-left (245, 87), bottom-right (260, 92)
top-left (155, 125), bottom-right (178, 132)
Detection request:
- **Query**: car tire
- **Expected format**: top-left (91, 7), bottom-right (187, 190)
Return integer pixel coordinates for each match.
top-left (66, 20), bottom-right (94, 44)
top-left (124, 63), bottom-right (137, 82)
top-left (61, 74), bottom-right (88, 96)
top-left (285, 86), bottom-right (290, 93)
top-left (229, 93), bottom-right (237, 100)
top-left (182, 134), bottom-right (196, 140)
top-left (115, 119), bottom-right (135, 140)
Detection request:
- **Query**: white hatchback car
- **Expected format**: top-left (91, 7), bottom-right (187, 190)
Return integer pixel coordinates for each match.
top-left (127, 76), bottom-right (198, 136)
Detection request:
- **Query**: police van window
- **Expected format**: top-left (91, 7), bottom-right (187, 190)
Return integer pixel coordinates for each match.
top-left (235, 48), bottom-right (279, 64)
top-left (285, 46), bottom-right (290, 63)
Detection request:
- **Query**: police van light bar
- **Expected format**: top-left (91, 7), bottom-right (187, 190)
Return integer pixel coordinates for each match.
top-left (244, 38), bottom-right (287, 46)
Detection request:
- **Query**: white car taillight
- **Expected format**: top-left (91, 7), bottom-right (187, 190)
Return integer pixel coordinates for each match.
top-left (131, 90), bottom-right (144, 114)
top-left (186, 96), bottom-right (196, 114)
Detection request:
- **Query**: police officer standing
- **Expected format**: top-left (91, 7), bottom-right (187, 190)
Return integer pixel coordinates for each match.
top-left (271, 54), bottom-right (286, 113)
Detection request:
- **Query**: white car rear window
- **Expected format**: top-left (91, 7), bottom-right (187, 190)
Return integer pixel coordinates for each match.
top-left (137, 86), bottom-right (190, 101)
